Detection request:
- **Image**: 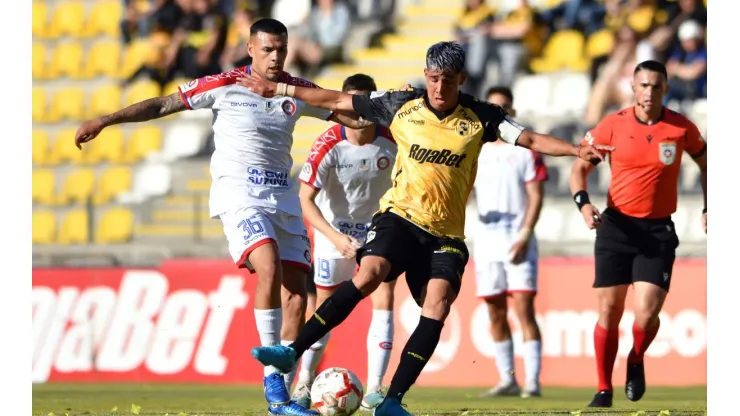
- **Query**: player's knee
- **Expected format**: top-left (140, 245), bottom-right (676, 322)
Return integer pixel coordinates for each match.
top-left (512, 294), bottom-right (537, 326)
top-left (354, 257), bottom-right (391, 296)
top-left (485, 297), bottom-right (508, 324)
top-left (421, 280), bottom-right (457, 321)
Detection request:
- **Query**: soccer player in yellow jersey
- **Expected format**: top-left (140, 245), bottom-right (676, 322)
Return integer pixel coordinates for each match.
top-left (239, 42), bottom-right (612, 415)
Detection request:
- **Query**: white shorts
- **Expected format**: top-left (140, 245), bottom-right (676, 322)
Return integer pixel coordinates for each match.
top-left (313, 256), bottom-right (358, 290)
top-left (474, 239), bottom-right (539, 298)
top-left (219, 206), bottom-right (312, 272)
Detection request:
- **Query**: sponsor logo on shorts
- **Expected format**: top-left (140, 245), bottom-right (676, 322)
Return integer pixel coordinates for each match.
top-left (365, 231), bottom-right (376, 243)
top-left (379, 341), bottom-right (393, 350)
top-left (409, 144), bottom-right (467, 167)
top-left (435, 245), bottom-right (465, 260)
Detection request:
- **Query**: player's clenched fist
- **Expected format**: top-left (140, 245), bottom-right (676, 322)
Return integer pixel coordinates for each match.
top-left (580, 204), bottom-right (603, 229)
top-left (74, 118), bottom-right (104, 149)
top-left (331, 233), bottom-right (362, 259)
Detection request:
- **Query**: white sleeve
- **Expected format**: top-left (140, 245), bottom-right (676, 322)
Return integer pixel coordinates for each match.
top-left (498, 115), bottom-right (526, 145)
top-left (178, 77), bottom-right (224, 110)
top-left (299, 132), bottom-right (339, 189)
top-left (523, 151), bottom-right (537, 182)
top-left (302, 103), bottom-right (334, 121)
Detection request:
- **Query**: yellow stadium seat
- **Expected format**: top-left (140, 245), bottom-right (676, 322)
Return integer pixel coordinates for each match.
top-left (32, 170), bottom-right (56, 206)
top-left (586, 29), bottom-right (615, 59)
top-left (58, 168), bottom-right (96, 206)
top-left (49, 128), bottom-right (85, 165)
top-left (33, 88), bottom-right (47, 123)
top-left (87, 84), bottom-right (123, 119)
top-left (96, 207), bottom-right (134, 243)
top-left (628, 6), bottom-right (656, 34)
top-left (120, 39), bottom-right (159, 79)
top-left (83, 127), bottom-right (124, 165)
top-left (33, 2), bottom-right (48, 38)
top-left (33, 43), bottom-right (47, 79)
top-left (85, 40), bottom-right (122, 78)
top-left (33, 210), bottom-right (57, 244)
top-left (48, 41), bottom-right (85, 79)
top-left (48, 1), bottom-right (86, 38)
top-left (58, 209), bottom-right (89, 245)
top-left (95, 167), bottom-right (132, 205)
top-left (125, 80), bottom-right (162, 107)
top-left (530, 30), bottom-right (589, 73)
top-left (33, 130), bottom-right (50, 166)
top-left (49, 87), bottom-right (85, 122)
top-left (85, 0), bottom-right (124, 38)
top-left (163, 78), bottom-right (189, 96)
top-left (125, 126), bottom-right (163, 162)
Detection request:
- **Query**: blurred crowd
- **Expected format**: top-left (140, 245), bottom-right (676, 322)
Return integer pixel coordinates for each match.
top-left (455, 0), bottom-right (707, 127)
top-left (121, 0), bottom-right (394, 85)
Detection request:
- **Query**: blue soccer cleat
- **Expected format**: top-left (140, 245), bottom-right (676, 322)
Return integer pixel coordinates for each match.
top-left (252, 345), bottom-right (298, 374)
top-left (373, 397), bottom-right (411, 416)
top-left (268, 401), bottom-right (319, 416)
top-left (264, 373), bottom-right (318, 416)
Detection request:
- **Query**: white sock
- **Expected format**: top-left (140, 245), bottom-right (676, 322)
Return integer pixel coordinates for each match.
top-left (298, 332), bottom-right (331, 384)
top-left (282, 340), bottom-right (298, 390)
top-left (522, 340), bottom-right (542, 386)
top-left (492, 339), bottom-right (515, 385)
top-left (366, 309), bottom-right (394, 390)
top-left (254, 308), bottom-right (282, 377)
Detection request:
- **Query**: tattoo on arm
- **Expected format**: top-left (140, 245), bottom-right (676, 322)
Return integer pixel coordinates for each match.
top-left (354, 117), bottom-right (374, 128)
top-left (99, 92), bottom-right (186, 126)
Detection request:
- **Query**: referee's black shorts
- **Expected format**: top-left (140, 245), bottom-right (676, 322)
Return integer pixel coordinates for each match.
top-left (594, 208), bottom-right (680, 291)
top-left (356, 211), bottom-right (469, 306)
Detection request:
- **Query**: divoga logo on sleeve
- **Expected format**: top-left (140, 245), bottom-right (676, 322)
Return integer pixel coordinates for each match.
top-left (247, 167), bottom-right (289, 187)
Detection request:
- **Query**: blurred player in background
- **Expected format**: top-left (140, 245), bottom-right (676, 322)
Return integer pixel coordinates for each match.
top-left (239, 41), bottom-right (612, 416)
top-left (570, 60), bottom-right (707, 408)
top-left (74, 18), bottom-right (373, 416)
top-left (292, 74), bottom-right (398, 411)
top-left (473, 86), bottom-right (547, 399)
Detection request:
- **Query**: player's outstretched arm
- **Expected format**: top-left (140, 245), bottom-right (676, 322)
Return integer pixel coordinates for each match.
top-left (516, 130), bottom-right (613, 162)
top-left (75, 92), bottom-right (186, 149)
top-left (237, 73), bottom-right (355, 113)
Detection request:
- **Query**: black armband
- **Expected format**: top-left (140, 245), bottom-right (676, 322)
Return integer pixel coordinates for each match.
top-left (573, 190), bottom-right (591, 211)
top-left (702, 207), bottom-right (707, 214)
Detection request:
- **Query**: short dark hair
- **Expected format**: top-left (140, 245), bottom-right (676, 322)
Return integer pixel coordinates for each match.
top-left (634, 60), bottom-right (668, 79)
top-left (250, 18), bottom-right (288, 37)
top-left (485, 86), bottom-right (514, 104)
top-left (342, 74), bottom-right (377, 93)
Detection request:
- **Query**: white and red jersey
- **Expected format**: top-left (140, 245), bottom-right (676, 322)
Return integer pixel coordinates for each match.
top-left (298, 124), bottom-right (397, 259)
top-left (473, 142), bottom-right (548, 259)
top-left (177, 66), bottom-right (334, 218)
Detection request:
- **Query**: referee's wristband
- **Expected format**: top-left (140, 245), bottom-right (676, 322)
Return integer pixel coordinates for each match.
top-left (573, 190), bottom-right (591, 211)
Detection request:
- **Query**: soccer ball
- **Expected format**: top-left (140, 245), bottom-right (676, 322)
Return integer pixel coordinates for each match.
top-left (310, 367), bottom-right (364, 416)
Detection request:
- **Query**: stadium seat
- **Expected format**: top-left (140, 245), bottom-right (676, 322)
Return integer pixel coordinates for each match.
top-left (124, 80), bottom-right (161, 108)
top-left (549, 73), bottom-right (591, 118)
top-left (48, 41), bottom-right (85, 79)
top-left (85, 0), bottom-right (123, 38)
top-left (163, 78), bottom-right (189, 96)
top-left (85, 40), bottom-right (122, 78)
top-left (32, 87), bottom-right (47, 123)
top-left (511, 75), bottom-right (553, 117)
top-left (586, 29), bottom-right (615, 59)
top-left (87, 84), bottom-right (123, 119)
top-left (120, 39), bottom-right (160, 79)
top-left (96, 207), bottom-right (134, 243)
top-left (628, 6), bottom-right (657, 34)
top-left (58, 168), bottom-right (96, 206)
top-left (124, 126), bottom-right (163, 163)
top-left (83, 126), bottom-right (124, 164)
top-left (57, 209), bottom-right (90, 245)
top-left (33, 43), bottom-right (47, 79)
top-left (48, 128), bottom-right (85, 165)
top-left (94, 166), bottom-right (133, 205)
top-left (32, 169), bottom-right (56, 206)
top-left (530, 30), bottom-right (589, 73)
top-left (119, 163), bottom-right (172, 204)
top-left (48, 1), bottom-right (86, 38)
top-left (32, 210), bottom-right (57, 245)
top-left (33, 2), bottom-right (48, 38)
top-left (161, 122), bottom-right (208, 162)
top-left (33, 130), bottom-right (50, 166)
top-left (49, 87), bottom-right (85, 122)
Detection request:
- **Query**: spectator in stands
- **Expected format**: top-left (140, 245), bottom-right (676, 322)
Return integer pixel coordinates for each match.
top-left (539, 0), bottom-right (606, 36)
top-left (455, 0), bottom-right (494, 98)
top-left (665, 19), bottom-right (707, 105)
top-left (220, 1), bottom-right (258, 70)
top-left (282, 0), bottom-right (352, 78)
top-left (489, 0), bottom-right (546, 87)
top-left (120, 0), bottom-right (184, 44)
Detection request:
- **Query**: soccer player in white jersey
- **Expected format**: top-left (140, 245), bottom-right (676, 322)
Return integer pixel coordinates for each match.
top-left (74, 18), bottom-right (374, 416)
top-left (472, 87), bottom-right (548, 399)
top-left (290, 74), bottom-right (398, 411)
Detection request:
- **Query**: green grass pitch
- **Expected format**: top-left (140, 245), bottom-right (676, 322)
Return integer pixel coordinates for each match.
top-left (32, 384), bottom-right (706, 416)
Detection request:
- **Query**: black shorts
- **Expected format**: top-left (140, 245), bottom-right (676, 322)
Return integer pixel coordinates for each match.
top-left (594, 208), bottom-right (680, 291)
top-left (356, 212), bottom-right (469, 306)
top-left (305, 263), bottom-right (316, 295)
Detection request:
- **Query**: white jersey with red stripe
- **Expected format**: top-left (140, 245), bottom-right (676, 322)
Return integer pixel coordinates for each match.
top-left (298, 124), bottom-right (397, 259)
top-left (472, 142), bottom-right (549, 260)
top-left (177, 66), bottom-right (333, 218)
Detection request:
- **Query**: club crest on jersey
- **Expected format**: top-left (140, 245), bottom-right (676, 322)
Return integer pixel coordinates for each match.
top-left (659, 142), bottom-right (676, 165)
top-left (377, 156), bottom-right (390, 170)
top-left (180, 79), bottom-right (199, 93)
top-left (456, 120), bottom-right (470, 136)
top-left (359, 159), bottom-right (371, 171)
top-left (281, 99), bottom-right (297, 116)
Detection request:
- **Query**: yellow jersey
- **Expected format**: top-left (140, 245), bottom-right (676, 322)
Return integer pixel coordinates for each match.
top-left (352, 89), bottom-right (525, 239)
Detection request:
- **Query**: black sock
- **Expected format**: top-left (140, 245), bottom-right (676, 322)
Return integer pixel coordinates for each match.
top-left (386, 316), bottom-right (444, 401)
top-left (290, 281), bottom-right (364, 356)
